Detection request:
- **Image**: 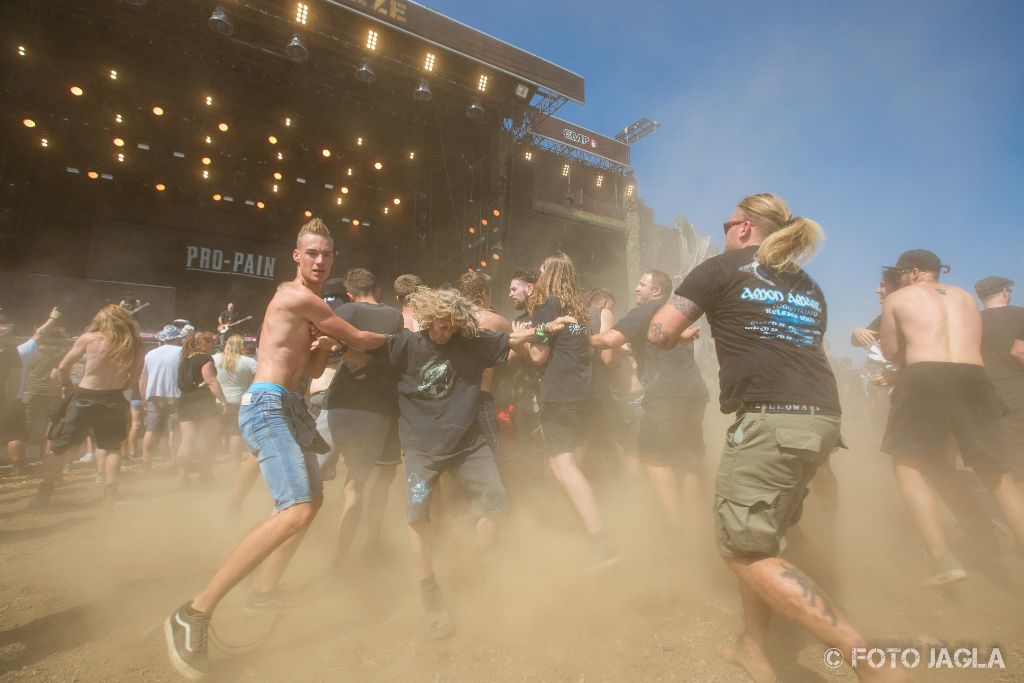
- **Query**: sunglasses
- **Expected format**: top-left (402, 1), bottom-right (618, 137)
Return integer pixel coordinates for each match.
top-left (723, 219), bottom-right (746, 236)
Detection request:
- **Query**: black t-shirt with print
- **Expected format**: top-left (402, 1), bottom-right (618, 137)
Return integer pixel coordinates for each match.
top-left (675, 245), bottom-right (840, 414)
top-left (325, 301), bottom-right (404, 413)
top-left (531, 297), bottom-right (592, 404)
top-left (178, 353), bottom-right (215, 405)
top-left (380, 329), bottom-right (509, 457)
top-left (613, 298), bottom-right (709, 403)
top-left (979, 305), bottom-right (1024, 402)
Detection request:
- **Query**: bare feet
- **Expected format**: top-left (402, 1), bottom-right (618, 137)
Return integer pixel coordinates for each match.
top-left (720, 633), bottom-right (777, 683)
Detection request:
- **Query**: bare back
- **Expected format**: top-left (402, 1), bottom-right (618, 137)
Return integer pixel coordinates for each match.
top-left (64, 332), bottom-right (143, 391)
top-left (475, 307), bottom-right (513, 393)
top-left (881, 281), bottom-right (984, 366)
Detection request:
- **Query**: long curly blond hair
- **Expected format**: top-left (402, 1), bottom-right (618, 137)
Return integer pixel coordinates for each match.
top-left (86, 305), bottom-right (142, 369)
top-left (220, 334), bottom-right (245, 372)
top-left (406, 287), bottom-right (480, 338)
top-left (528, 252), bottom-right (591, 323)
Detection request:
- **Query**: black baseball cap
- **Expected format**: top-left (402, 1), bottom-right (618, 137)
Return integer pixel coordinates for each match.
top-left (974, 276), bottom-right (1014, 299)
top-left (889, 249), bottom-right (947, 274)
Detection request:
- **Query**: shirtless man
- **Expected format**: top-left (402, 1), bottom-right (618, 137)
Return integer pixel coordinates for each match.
top-left (880, 249), bottom-right (1024, 584)
top-left (394, 273), bottom-right (424, 332)
top-left (165, 218), bottom-right (386, 680)
top-left (30, 305), bottom-right (145, 507)
top-left (456, 271), bottom-right (513, 460)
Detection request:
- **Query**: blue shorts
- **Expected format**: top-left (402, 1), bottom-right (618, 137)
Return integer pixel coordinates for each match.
top-left (239, 384), bottom-right (324, 512)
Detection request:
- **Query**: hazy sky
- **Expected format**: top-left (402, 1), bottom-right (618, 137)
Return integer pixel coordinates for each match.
top-left (427, 0), bottom-right (1024, 356)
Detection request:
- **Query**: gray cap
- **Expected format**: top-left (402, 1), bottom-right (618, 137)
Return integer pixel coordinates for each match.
top-left (974, 276), bottom-right (1014, 299)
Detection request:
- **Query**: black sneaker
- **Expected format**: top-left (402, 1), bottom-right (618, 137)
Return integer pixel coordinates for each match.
top-left (421, 582), bottom-right (455, 640)
top-left (164, 602), bottom-right (210, 680)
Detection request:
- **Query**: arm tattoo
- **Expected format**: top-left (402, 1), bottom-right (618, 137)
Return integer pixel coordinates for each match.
top-left (668, 294), bottom-right (703, 322)
top-left (780, 561), bottom-right (837, 627)
top-left (649, 322), bottom-right (669, 344)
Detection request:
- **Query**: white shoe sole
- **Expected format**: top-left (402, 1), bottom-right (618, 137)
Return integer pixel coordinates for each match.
top-left (163, 615), bottom-right (206, 680)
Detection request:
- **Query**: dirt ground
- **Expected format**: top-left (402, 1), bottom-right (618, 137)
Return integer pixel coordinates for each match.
top-left (1, 423), bottom-right (1022, 682)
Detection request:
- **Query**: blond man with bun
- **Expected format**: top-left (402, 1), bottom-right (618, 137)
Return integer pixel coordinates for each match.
top-left (650, 193), bottom-right (906, 683)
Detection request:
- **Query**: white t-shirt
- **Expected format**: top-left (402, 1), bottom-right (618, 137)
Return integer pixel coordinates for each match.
top-left (213, 352), bottom-right (257, 404)
top-left (16, 338), bottom-right (38, 400)
top-left (143, 343), bottom-right (182, 399)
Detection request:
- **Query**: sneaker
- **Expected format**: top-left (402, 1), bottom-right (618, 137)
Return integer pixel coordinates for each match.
top-left (164, 602), bottom-right (210, 680)
top-left (79, 451), bottom-right (94, 463)
top-left (242, 589), bottom-right (295, 616)
top-left (421, 581), bottom-right (455, 640)
top-left (95, 473), bottom-right (106, 486)
top-left (923, 552), bottom-right (967, 587)
top-left (586, 539), bottom-right (622, 573)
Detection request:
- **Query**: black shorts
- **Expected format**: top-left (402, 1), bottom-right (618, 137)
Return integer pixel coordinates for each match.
top-left (478, 391), bottom-right (500, 460)
top-left (882, 363), bottom-right (1009, 470)
top-left (404, 435), bottom-right (508, 523)
top-left (49, 388), bottom-right (129, 454)
top-left (638, 397), bottom-right (707, 464)
top-left (327, 409), bottom-right (401, 483)
top-left (540, 400), bottom-right (592, 456)
top-left (999, 401), bottom-right (1024, 480)
top-left (0, 399), bottom-right (29, 443)
top-left (178, 395), bottom-right (218, 423)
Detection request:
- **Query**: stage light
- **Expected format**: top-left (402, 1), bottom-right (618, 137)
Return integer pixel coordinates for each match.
top-left (277, 152), bottom-right (283, 160)
top-left (347, 168), bottom-right (353, 176)
top-left (208, 6), bottom-right (235, 35)
top-left (285, 117), bottom-right (293, 127)
top-left (113, 137), bottom-right (125, 147)
top-left (374, 161), bottom-right (382, 170)
top-left (341, 186), bottom-right (349, 194)
top-left (355, 60), bottom-right (375, 83)
top-left (155, 182), bottom-right (166, 191)
top-left (514, 83), bottom-right (530, 100)
top-left (205, 95), bottom-right (213, 106)
top-left (356, 137), bottom-right (363, 145)
top-left (409, 151), bottom-right (416, 160)
top-left (467, 227), bottom-right (476, 235)
top-left (70, 85), bottom-right (84, 96)
top-left (117, 153), bottom-right (124, 162)
top-left (202, 169), bottom-right (209, 179)
top-left (413, 78), bottom-right (432, 102)
top-left (205, 135), bottom-right (212, 144)
top-left (336, 197), bottom-right (343, 205)
top-left (477, 75), bottom-right (488, 92)
top-left (201, 157), bottom-right (212, 165)
top-left (22, 118), bottom-right (35, 128)
top-left (285, 35), bottom-right (309, 63)
top-left (87, 170), bottom-right (99, 179)
top-left (626, 184), bottom-right (635, 197)
top-left (273, 184), bottom-right (279, 193)
top-left (465, 98), bottom-right (484, 119)
top-left (491, 248), bottom-right (502, 261)
top-left (115, 113), bottom-right (123, 124)
top-left (524, 151), bottom-right (532, 161)
top-left (268, 135), bottom-right (278, 144)
top-left (295, 2), bottom-right (309, 24)
top-left (256, 201), bottom-right (265, 209)
top-left (322, 148), bottom-right (331, 158)
top-left (424, 53), bottom-right (436, 72)
top-left (273, 172), bottom-right (282, 180)
top-left (352, 219), bottom-right (360, 226)
top-left (393, 197), bottom-right (401, 205)
top-left (304, 210), bottom-right (313, 217)
top-left (41, 138), bottom-right (49, 148)
top-left (596, 174), bottom-right (604, 188)
top-left (366, 30), bottom-right (378, 50)
top-left (492, 209), bottom-right (500, 217)
top-left (152, 106), bottom-right (164, 116)
top-left (17, 46), bottom-right (26, 57)
top-left (218, 122), bottom-right (229, 132)
top-left (109, 69), bottom-right (118, 80)
top-left (561, 164), bottom-right (570, 177)
top-left (384, 207), bottom-right (389, 214)
top-left (212, 193), bottom-right (222, 201)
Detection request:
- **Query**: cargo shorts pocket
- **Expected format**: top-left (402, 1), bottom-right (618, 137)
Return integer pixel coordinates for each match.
top-left (714, 478), bottom-right (783, 558)
top-left (775, 428), bottom-right (823, 454)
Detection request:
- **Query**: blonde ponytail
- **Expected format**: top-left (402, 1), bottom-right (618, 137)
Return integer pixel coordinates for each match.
top-left (737, 193), bottom-right (824, 273)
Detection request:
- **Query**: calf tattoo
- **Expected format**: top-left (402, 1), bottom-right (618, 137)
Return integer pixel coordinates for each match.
top-left (780, 561), bottom-right (837, 627)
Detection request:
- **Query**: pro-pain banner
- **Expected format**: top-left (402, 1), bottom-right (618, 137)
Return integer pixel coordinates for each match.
top-left (531, 116), bottom-right (631, 167)
top-left (185, 244), bottom-right (277, 280)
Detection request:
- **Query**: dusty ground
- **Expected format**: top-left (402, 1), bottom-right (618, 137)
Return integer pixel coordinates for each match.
top-left (1, 425), bottom-right (1022, 682)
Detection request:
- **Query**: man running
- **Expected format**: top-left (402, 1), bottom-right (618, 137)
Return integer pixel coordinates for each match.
top-left (649, 193), bottom-right (905, 683)
top-left (880, 251), bottom-right (1024, 583)
top-left (30, 305), bottom-right (145, 506)
top-left (165, 218), bottom-right (387, 680)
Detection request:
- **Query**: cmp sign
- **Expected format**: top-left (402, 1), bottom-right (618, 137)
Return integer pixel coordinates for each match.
top-left (532, 116), bottom-right (631, 166)
top-left (186, 244), bottom-right (277, 280)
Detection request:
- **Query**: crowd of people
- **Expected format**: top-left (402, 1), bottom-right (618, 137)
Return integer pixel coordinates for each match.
top-left (1, 191), bottom-right (1022, 683)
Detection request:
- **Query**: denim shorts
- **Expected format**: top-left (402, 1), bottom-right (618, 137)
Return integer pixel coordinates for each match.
top-left (239, 387), bottom-right (323, 512)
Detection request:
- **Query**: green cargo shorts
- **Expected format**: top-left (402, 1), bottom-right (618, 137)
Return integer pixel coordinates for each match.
top-left (714, 410), bottom-right (842, 559)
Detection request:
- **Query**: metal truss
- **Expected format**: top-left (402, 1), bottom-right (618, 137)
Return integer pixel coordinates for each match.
top-left (503, 88), bottom-right (570, 142)
top-left (528, 135), bottom-right (633, 175)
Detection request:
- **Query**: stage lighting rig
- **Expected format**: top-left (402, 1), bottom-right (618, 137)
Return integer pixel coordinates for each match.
top-left (285, 35), bottom-right (309, 63)
top-left (355, 59), bottom-right (375, 83)
top-left (208, 7), bottom-right (235, 36)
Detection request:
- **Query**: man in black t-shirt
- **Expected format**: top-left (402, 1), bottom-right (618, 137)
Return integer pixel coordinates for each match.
top-left (649, 193), bottom-right (888, 683)
top-left (322, 268), bottom-right (405, 569)
top-left (976, 276), bottom-right (1024, 480)
top-left (590, 270), bottom-right (708, 532)
top-left (377, 286), bottom-right (524, 640)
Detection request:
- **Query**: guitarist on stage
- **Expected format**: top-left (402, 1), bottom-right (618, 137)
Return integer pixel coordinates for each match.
top-left (217, 302), bottom-right (250, 342)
